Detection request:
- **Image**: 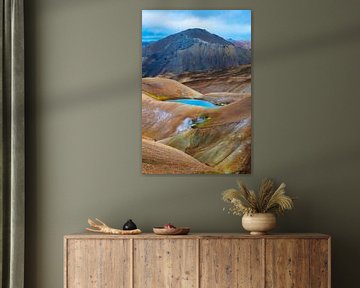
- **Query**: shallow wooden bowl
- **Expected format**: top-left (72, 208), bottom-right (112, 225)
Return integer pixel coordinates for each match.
top-left (153, 227), bottom-right (190, 235)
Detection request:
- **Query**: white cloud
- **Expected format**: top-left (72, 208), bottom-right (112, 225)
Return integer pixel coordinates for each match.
top-left (142, 10), bottom-right (251, 40)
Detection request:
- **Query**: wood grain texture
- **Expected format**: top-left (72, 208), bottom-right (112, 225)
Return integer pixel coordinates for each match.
top-left (200, 239), bottom-right (264, 288)
top-left (66, 239), bottom-right (131, 288)
top-left (64, 234), bottom-right (331, 288)
top-left (133, 239), bottom-right (197, 288)
top-left (265, 239), bottom-right (310, 288)
top-left (310, 239), bottom-right (330, 288)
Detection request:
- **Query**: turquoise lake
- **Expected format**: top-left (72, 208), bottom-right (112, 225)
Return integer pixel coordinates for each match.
top-left (166, 99), bottom-right (218, 108)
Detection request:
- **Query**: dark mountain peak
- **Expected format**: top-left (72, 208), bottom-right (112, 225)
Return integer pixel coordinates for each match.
top-left (182, 28), bottom-right (207, 33)
top-left (142, 29), bottom-right (251, 77)
top-left (174, 28), bottom-right (232, 45)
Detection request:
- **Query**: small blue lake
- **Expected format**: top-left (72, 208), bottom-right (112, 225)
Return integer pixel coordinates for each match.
top-left (167, 99), bottom-right (218, 108)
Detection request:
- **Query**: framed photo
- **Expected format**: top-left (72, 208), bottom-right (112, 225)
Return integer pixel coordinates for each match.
top-left (142, 10), bottom-right (252, 174)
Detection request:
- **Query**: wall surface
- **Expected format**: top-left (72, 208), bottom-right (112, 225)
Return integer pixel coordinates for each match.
top-left (24, 0), bottom-right (360, 287)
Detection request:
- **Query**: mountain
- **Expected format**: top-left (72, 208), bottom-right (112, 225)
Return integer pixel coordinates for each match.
top-left (142, 41), bottom-right (154, 48)
top-left (142, 91), bottom-right (251, 173)
top-left (142, 28), bottom-right (251, 77)
top-left (168, 65), bottom-right (251, 95)
top-left (228, 39), bottom-right (251, 50)
top-left (142, 77), bottom-right (203, 100)
top-left (142, 138), bottom-right (217, 174)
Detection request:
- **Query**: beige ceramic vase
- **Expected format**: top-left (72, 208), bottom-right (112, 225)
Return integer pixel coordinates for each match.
top-left (242, 213), bottom-right (276, 235)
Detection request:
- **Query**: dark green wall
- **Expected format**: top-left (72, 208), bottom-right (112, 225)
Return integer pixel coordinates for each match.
top-left (25, 0), bottom-right (360, 287)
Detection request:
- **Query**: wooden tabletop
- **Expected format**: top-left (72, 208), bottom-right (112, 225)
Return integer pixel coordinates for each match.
top-left (65, 232), bottom-right (330, 240)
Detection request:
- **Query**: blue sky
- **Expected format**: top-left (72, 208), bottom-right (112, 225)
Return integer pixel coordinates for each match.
top-left (142, 10), bottom-right (251, 42)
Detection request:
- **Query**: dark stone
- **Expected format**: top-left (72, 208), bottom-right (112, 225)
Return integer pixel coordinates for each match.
top-left (123, 219), bottom-right (137, 230)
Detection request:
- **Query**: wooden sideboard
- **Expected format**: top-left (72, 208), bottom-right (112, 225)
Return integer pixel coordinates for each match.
top-left (64, 233), bottom-right (330, 288)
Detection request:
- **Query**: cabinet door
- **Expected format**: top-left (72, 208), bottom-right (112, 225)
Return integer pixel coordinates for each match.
top-left (200, 239), bottom-right (264, 288)
top-left (134, 239), bottom-right (198, 288)
top-left (266, 239), bottom-right (311, 288)
top-left (66, 239), bottom-right (131, 288)
top-left (309, 239), bottom-right (330, 288)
